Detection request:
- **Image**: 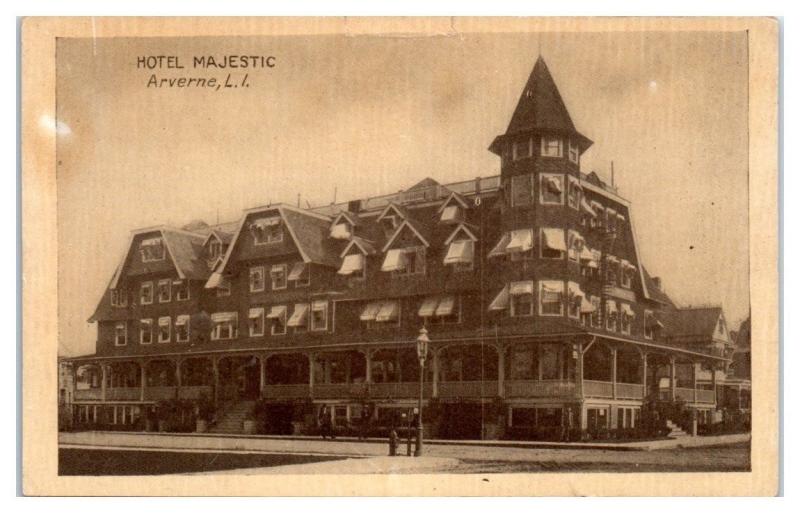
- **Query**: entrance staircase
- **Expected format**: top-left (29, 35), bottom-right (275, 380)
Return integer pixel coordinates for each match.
top-left (665, 419), bottom-right (689, 438)
top-left (209, 400), bottom-right (255, 434)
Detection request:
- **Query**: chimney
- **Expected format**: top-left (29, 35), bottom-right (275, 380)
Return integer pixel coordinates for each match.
top-left (347, 199), bottom-right (361, 214)
top-left (652, 277), bottom-right (662, 290)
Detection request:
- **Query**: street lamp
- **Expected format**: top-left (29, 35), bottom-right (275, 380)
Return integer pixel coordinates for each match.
top-left (415, 326), bottom-right (429, 457)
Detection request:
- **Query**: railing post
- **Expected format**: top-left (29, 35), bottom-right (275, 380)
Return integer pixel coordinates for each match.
top-left (669, 355), bottom-right (677, 401)
top-left (100, 363), bottom-right (107, 402)
top-left (497, 345), bottom-right (505, 398)
top-left (611, 347), bottom-right (618, 400)
top-left (140, 361), bottom-right (146, 401)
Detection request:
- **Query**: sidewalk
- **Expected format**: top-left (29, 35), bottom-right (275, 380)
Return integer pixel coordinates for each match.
top-left (60, 430), bottom-right (750, 457)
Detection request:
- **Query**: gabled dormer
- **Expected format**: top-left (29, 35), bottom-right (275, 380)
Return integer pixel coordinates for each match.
top-left (443, 223), bottom-right (478, 269)
top-left (437, 191), bottom-right (469, 224)
top-left (329, 211), bottom-right (361, 240)
top-left (376, 202), bottom-right (409, 237)
top-left (203, 230), bottom-right (233, 270)
top-left (380, 218), bottom-right (429, 276)
top-left (337, 236), bottom-right (376, 279)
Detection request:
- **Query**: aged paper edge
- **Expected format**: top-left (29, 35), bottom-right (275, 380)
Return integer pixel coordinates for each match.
top-left (20, 16), bottom-right (779, 496)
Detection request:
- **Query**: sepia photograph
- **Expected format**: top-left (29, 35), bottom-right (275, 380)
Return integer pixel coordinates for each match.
top-left (20, 17), bottom-right (779, 496)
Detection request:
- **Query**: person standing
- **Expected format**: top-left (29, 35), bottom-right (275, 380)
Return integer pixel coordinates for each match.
top-left (359, 403), bottom-right (371, 440)
top-left (319, 405), bottom-right (333, 440)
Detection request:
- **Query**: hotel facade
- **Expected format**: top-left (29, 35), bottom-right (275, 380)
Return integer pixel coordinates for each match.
top-left (65, 57), bottom-right (741, 439)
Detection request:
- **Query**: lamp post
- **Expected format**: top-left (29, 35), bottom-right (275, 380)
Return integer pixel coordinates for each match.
top-left (415, 326), bottom-right (429, 457)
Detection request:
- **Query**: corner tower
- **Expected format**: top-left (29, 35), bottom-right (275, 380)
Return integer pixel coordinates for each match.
top-left (489, 56), bottom-right (592, 183)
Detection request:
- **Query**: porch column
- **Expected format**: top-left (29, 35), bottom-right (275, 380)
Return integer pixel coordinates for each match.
top-left (497, 345), bottom-right (506, 398)
top-left (175, 358), bottom-right (182, 397)
top-left (100, 363), bottom-right (107, 402)
top-left (669, 356), bottom-right (677, 401)
top-left (259, 354), bottom-right (267, 397)
top-left (139, 361), bottom-right (146, 401)
top-left (212, 357), bottom-right (219, 407)
top-left (692, 362), bottom-right (698, 404)
top-left (641, 352), bottom-right (648, 396)
top-left (308, 352), bottom-right (315, 397)
top-left (711, 363), bottom-right (718, 406)
top-left (432, 349), bottom-right (440, 398)
top-left (364, 349), bottom-right (372, 384)
top-left (576, 342), bottom-right (584, 400)
top-left (611, 347), bottom-right (618, 400)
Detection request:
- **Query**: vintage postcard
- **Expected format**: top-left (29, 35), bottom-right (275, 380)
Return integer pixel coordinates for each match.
top-left (21, 17), bottom-right (779, 495)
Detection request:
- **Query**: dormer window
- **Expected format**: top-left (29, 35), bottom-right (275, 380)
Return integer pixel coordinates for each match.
top-left (541, 136), bottom-right (563, 158)
top-left (440, 205), bottom-right (462, 224)
top-left (382, 247), bottom-right (426, 276)
top-left (338, 253), bottom-right (366, 279)
top-left (140, 237), bottom-right (165, 262)
top-left (444, 239), bottom-right (474, 271)
top-left (330, 223), bottom-right (351, 240)
top-left (208, 239), bottom-right (223, 259)
top-left (250, 217), bottom-right (282, 245)
top-left (381, 216), bottom-right (398, 236)
top-left (110, 289), bottom-right (127, 307)
top-left (568, 139), bottom-right (580, 163)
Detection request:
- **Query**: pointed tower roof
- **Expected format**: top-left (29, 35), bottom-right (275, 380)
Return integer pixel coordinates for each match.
top-left (489, 56), bottom-right (592, 155)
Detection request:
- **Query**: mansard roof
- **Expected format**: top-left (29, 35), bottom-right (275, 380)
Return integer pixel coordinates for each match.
top-left (658, 306), bottom-right (729, 344)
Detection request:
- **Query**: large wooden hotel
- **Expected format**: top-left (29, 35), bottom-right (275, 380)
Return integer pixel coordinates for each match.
top-left (65, 57), bottom-right (744, 439)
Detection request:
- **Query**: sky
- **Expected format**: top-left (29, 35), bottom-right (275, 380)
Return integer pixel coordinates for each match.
top-left (55, 31), bottom-right (749, 357)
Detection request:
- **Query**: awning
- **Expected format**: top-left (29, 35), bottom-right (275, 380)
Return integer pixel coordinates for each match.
top-left (506, 229), bottom-right (534, 253)
top-left (580, 246), bottom-right (595, 261)
top-left (580, 198), bottom-right (596, 216)
top-left (381, 248), bottom-right (408, 272)
top-left (509, 281), bottom-right (534, 296)
top-left (288, 262), bottom-right (306, 281)
top-left (338, 253), bottom-right (364, 275)
top-left (205, 272), bottom-right (224, 289)
top-left (605, 255), bottom-right (619, 265)
top-left (569, 231), bottom-right (585, 248)
top-left (329, 223), bottom-right (351, 240)
top-left (434, 296), bottom-right (456, 316)
top-left (568, 175), bottom-right (583, 190)
top-left (376, 301), bottom-right (399, 322)
top-left (287, 304), bottom-right (309, 327)
top-left (140, 319), bottom-right (153, 327)
top-left (542, 228), bottom-right (567, 252)
top-left (248, 307), bottom-right (264, 319)
top-left (606, 301), bottom-right (618, 314)
top-left (620, 303), bottom-right (635, 317)
top-left (546, 176), bottom-right (563, 194)
top-left (607, 208), bottom-right (617, 217)
top-left (211, 312), bottom-right (237, 323)
top-left (175, 315), bottom-right (189, 326)
top-left (590, 200), bottom-right (604, 212)
top-left (172, 279), bottom-right (184, 286)
top-left (444, 239), bottom-right (474, 265)
top-left (418, 296), bottom-right (439, 317)
top-left (488, 233), bottom-right (511, 258)
top-left (360, 302), bottom-right (382, 321)
top-left (440, 205), bottom-right (460, 223)
top-left (266, 305), bottom-right (287, 319)
top-left (141, 237), bottom-right (162, 247)
top-left (541, 282), bottom-right (563, 302)
top-left (568, 281), bottom-right (583, 299)
top-left (617, 213), bottom-right (626, 222)
top-left (489, 285), bottom-right (510, 311)
top-left (580, 297), bottom-right (595, 313)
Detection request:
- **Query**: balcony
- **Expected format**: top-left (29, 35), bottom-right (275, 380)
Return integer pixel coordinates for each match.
top-left (437, 380), bottom-right (498, 398)
top-left (504, 379), bottom-right (576, 398)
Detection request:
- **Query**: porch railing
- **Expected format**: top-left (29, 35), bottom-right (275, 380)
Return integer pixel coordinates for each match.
top-left (74, 388), bottom-right (102, 401)
top-left (144, 386), bottom-right (178, 401)
top-left (313, 383), bottom-right (368, 399)
top-left (106, 388), bottom-right (141, 401)
top-left (583, 380), bottom-right (614, 398)
top-left (658, 388), bottom-right (717, 404)
top-left (504, 379), bottom-right (576, 398)
top-left (179, 385), bottom-right (213, 400)
top-left (366, 382), bottom-right (432, 399)
top-left (615, 382), bottom-right (645, 400)
top-left (263, 384), bottom-right (311, 399)
top-left (696, 389), bottom-right (716, 404)
top-left (437, 380), bottom-right (499, 398)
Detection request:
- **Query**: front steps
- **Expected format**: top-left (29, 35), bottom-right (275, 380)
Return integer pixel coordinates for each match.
top-left (665, 419), bottom-right (689, 438)
top-left (209, 400), bottom-right (255, 434)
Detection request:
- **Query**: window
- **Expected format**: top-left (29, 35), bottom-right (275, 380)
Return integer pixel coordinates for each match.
top-left (384, 247), bottom-right (426, 277)
top-left (216, 278), bottom-right (231, 297)
top-left (605, 208), bottom-right (618, 234)
top-left (590, 296), bottom-right (602, 328)
top-left (209, 239), bottom-right (223, 260)
top-left (211, 312), bottom-right (238, 340)
top-left (338, 253), bottom-right (366, 280)
top-left (110, 289), bottom-right (127, 307)
top-left (568, 139), bottom-right (579, 163)
top-left (140, 281), bottom-right (154, 305)
top-left (541, 136), bottom-right (563, 158)
top-left (643, 310), bottom-right (655, 339)
top-left (380, 216), bottom-right (398, 237)
top-left (139, 319), bottom-right (153, 345)
top-left (113, 322), bottom-right (127, 346)
top-left (361, 300), bottom-right (400, 328)
top-left (620, 303), bottom-right (634, 335)
top-left (288, 303), bottom-right (309, 331)
top-left (489, 229), bottom-right (533, 260)
top-left (440, 204), bottom-right (463, 223)
top-left (513, 138), bottom-right (532, 160)
top-left (567, 230), bottom-right (583, 262)
top-left (444, 239), bottom-right (474, 271)
top-left (157, 279), bottom-right (171, 303)
top-left (250, 217), bottom-right (283, 245)
top-left (249, 266), bottom-right (265, 292)
top-left (158, 317), bottom-right (171, 343)
top-left (174, 280), bottom-right (190, 301)
top-left (270, 264), bottom-right (288, 290)
top-left (620, 261), bottom-right (633, 288)
top-left (329, 222), bottom-right (351, 240)
top-left (540, 228), bottom-right (566, 259)
top-left (567, 177), bottom-right (581, 209)
top-left (175, 315), bottom-right (190, 342)
top-left (267, 306), bottom-right (287, 335)
top-left (140, 237), bottom-right (165, 262)
top-left (605, 301), bottom-right (618, 331)
top-left (605, 256), bottom-right (619, 286)
top-left (539, 280), bottom-right (564, 316)
top-left (540, 174), bottom-right (564, 205)
top-left (510, 281), bottom-right (534, 317)
top-left (311, 301), bottom-right (328, 331)
top-left (248, 307), bottom-right (265, 337)
top-left (510, 174), bottom-right (534, 207)
top-left (567, 282), bottom-right (584, 319)
top-left (288, 262), bottom-right (310, 287)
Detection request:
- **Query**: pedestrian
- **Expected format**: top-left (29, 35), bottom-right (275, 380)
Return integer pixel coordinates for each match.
top-left (359, 403), bottom-right (371, 441)
top-left (319, 405), bottom-right (332, 440)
